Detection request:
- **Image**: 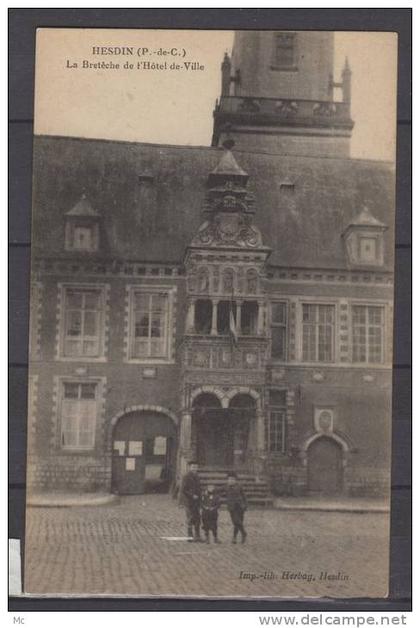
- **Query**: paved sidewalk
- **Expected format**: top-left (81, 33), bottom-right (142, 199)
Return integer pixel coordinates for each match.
top-left (27, 491), bottom-right (388, 513)
top-left (24, 493), bottom-right (390, 598)
top-left (27, 492), bottom-right (119, 508)
top-left (274, 496), bottom-right (389, 513)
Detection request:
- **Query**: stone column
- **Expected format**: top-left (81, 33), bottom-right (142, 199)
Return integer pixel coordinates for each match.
top-left (257, 300), bottom-right (265, 335)
top-left (180, 411), bottom-right (192, 450)
top-left (256, 409), bottom-right (265, 452)
top-left (186, 299), bottom-right (195, 333)
top-left (211, 299), bottom-right (218, 336)
top-left (176, 410), bottom-right (193, 495)
top-left (255, 408), bottom-right (266, 482)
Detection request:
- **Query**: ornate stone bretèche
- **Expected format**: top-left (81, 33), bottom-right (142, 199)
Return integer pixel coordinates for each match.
top-left (189, 149), bottom-right (265, 250)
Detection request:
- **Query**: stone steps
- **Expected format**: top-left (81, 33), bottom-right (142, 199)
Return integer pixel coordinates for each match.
top-left (197, 469), bottom-right (273, 507)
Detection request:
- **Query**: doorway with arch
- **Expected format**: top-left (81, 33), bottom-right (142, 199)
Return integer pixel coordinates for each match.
top-left (192, 392), bottom-right (256, 470)
top-left (307, 435), bottom-right (345, 495)
top-left (111, 408), bottom-right (177, 494)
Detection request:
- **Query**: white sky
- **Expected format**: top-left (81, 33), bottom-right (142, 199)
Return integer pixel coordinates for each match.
top-left (34, 29), bottom-right (397, 161)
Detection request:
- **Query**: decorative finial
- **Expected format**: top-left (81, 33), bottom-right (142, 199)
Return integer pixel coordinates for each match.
top-left (343, 56), bottom-right (351, 73)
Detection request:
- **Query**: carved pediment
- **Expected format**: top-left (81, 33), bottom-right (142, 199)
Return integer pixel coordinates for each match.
top-left (192, 214), bottom-right (262, 249)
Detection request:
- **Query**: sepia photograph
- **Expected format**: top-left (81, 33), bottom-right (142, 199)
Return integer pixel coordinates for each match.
top-left (24, 27), bottom-right (397, 598)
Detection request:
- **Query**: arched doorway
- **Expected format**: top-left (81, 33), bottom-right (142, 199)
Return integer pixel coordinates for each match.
top-left (192, 392), bottom-right (255, 470)
top-left (193, 393), bottom-right (231, 467)
top-left (307, 436), bottom-right (344, 495)
top-left (111, 410), bottom-right (177, 495)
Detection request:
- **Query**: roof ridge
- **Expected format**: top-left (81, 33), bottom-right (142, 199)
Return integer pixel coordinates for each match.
top-left (33, 134), bottom-right (395, 166)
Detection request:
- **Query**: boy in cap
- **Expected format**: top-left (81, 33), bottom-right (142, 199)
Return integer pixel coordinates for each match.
top-left (181, 461), bottom-right (202, 542)
top-left (226, 472), bottom-right (247, 544)
top-left (201, 484), bottom-right (221, 544)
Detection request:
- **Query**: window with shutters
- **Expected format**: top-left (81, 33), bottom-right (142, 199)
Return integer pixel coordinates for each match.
top-left (60, 382), bottom-right (97, 450)
top-left (352, 305), bottom-right (385, 364)
top-left (302, 304), bottom-right (335, 362)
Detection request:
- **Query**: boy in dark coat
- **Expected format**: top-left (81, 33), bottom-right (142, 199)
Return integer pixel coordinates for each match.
top-left (201, 484), bottom-right (221, 543)
top-left (226, 472), bottom-right (247, 544)
top-left (181, 461), bottom-right (202, 542)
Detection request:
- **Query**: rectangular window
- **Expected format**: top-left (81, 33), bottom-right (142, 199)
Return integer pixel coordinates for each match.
top-left (271, 302), bottom-right (288, 360)
top-left (359, 236), bottom-right (378, 263)
top-left (302, 304), bottom-right (335, 362)
top-left (130, 290), bottom-right (170, 359)
top-left (241, 301), bottom-right (258, 336)
top-left (352, 305), bottom-right (385, 364)
top-left (61, 382), bottom-right (97, 449)
top-left (63, 287), bottom-right (103, 358)
top-left (265, 390), bottom-right (287, 453)
top-left (73, 226), bottom-right (94, 251)
top-left (272, 32), bottom-right (296, 70)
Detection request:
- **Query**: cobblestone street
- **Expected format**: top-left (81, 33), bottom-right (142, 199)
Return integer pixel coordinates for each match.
top-left (24, 495), bottom-right (389, 598)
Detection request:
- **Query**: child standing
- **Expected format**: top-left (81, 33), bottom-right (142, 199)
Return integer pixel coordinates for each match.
top-left (181, 461), bottom-right (202, 542)
top-left (201, 484), bottom-right (221, 543)
top-left (226, 473), bottom-right (247, 544)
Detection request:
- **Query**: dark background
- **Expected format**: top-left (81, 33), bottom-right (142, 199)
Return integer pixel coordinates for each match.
top-left (8, 8), bottom-right (412, 613)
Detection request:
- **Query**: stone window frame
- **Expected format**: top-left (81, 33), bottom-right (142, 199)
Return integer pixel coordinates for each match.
top-left (29, 280), bottom-right (43, 361)
top-left (27, 373), bottom-right (38, 451)
top-left (349, 300), bottom-right (390, 366)
top-left (265, 389), bottom-right (288, 454)
top-left (53, 375), bottom-right (106, 453)
top-left (124, 284), bottom-right (177, 364)
top-left (55, 282), bottom-right (110, 363)
top-left (297, 299), bottom-right (339, 365)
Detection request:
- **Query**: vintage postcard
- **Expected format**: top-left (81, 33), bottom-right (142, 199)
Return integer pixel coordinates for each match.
top-left (24, 28), bottom-right (397, 598)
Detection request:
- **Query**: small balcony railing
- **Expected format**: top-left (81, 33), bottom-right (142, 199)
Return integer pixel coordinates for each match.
top-left (214, 95), bottom-right (352, 126)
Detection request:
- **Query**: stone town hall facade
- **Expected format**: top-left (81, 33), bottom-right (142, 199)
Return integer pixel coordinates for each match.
top-left (27, 31), bottom-right (395, 499)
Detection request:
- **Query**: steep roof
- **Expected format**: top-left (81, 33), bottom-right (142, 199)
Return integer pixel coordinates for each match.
top-left (348, 205), bottom-right (387, 228)
top-left (66, 194), bottom-right (99, 217)
top-left (31, 135), bottom-right (395, 271)
top-left (211, 149), bottom-right (248, 178)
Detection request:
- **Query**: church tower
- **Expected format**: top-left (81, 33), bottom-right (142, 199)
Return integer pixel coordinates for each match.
top-left (212, 31), bottom-right (354, 157)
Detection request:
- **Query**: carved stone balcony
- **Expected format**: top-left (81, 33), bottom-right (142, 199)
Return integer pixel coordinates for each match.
top-left (181, 333), bottom-right (269, 383)
top-left (212, 95), bottom-right (354, 145)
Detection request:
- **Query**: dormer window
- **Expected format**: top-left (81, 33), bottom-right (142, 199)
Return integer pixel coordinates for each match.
top-left (342, 206), bottom-right (387, 267)
top-left (73, 226), bottom-right (94, 251)
top-left (65, 195), bottom-right (100, 253)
